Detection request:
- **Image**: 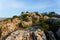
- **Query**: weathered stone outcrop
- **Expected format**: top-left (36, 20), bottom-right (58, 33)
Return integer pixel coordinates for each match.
top-left (56, 28), bottom-right (60, 40)
top-left (0, 12), bottom-right (60, 40)
top-left (5, 28), bottom-right (47, 40)
top-left (45, 31), bottom-right (56, 40)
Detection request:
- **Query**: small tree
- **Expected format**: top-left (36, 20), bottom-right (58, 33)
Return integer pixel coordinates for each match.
top-left (32, 18), bottom-right (37, 23)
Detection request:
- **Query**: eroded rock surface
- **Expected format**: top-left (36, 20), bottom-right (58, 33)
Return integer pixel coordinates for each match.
top-left (5, 28), bottom-right (47, 40)
top-left (45, 31), bottom-right (56, 40)
top-left (56, 28), bottom-right (60, 40)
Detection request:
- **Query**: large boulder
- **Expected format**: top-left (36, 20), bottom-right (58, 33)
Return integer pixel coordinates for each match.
top-left (33, 29), bottom-right (47, 40)
top-left (5, 30), bottom-right (31, 40)
top-left (56, 28), bottom-right (60, 40)
top-left (44, 16), bottom-right (49, 19)
top-left (5, 28), bottom-right (47, 40)
top-left (45, 31), bottom-right (56, 40)
top-left (1, 22), bottom-right (17, 39)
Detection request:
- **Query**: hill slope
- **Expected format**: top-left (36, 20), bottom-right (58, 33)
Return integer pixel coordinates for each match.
top-left (0, 12), bottom-right (60, 40)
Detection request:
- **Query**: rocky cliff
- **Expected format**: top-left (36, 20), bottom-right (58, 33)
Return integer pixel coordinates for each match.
top-left (0, 12), bottom-right (60, 40)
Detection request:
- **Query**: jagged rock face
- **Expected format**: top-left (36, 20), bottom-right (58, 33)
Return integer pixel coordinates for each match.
top-left (56, 28), bottom-right (60, 40)
top-left (5, 29), bottom-right (47, 40)
top-left (0, 12), bottom-right (60, 40)
top-left (33, 29), bottom-right (47, 40)
top-left (0, 18), bottom-right (21, 39)
top-left (6, 30), bottom-right (32, 40)
top-left (45, 31), bottom-right (56, 40)
top-left (1, 22), bottom-right (17, 39)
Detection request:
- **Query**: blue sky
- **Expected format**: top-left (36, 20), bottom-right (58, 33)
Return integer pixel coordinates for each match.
top-left (0, 0), bottom-right (60, 17)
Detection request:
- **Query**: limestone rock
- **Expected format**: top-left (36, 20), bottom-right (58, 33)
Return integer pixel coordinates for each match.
top-left (5, 29), bottom-right (47, 40)
top-left (5, 30), bottom-right (31, 40)
top-left (44, 16), bottom-right (49, 19)
top-left (34, 29), bottom-right (47, 40)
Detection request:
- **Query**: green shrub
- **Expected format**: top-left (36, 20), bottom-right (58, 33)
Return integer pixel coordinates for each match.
top-left (49, 20), bottom-right (60, 31)
top-left (19, 22), bottom-right (28, 29)
top-left (32, 18), bottom-right (37, 23)
top-left (21, 14), bottom-right (30, 22)
top-left (40, 22), bottom-right (49, 30)
top-left (12, 15), bottom-right (19, 19)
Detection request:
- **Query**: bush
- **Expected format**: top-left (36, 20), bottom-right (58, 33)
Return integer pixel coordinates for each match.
top-left (45, 19), bottom-right (60, 31)
top-left (32, 17), bottom-right (38, 23)
top-left (12, 15), bottom-right (19, 19)
top-left (40, 22), bottom-right (49, 30)
top-left (19, 22), bottom-right (28, 29)
top-left (51, 20), bottom-right (60, 31)
top-left (21, 14), bottom-right (30, 22)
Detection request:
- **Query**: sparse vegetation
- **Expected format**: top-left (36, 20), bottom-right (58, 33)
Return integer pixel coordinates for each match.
top-left (0, 11), bottom-right (60, 39)
top-left (19, 22), bottom-right (29, 29)
top-left (32, 18), bottom-right (37, 23)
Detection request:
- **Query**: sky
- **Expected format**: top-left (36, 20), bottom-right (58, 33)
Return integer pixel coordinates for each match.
top-left (0, 0), bottom-right (60, 17)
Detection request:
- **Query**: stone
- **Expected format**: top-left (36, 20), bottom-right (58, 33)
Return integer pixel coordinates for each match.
top-left (56, 28), bottom-right (60, 40)
top-left (45, 31), bottom-right (56, 40)
top-left (5, 29), bottom-right (47, 40)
